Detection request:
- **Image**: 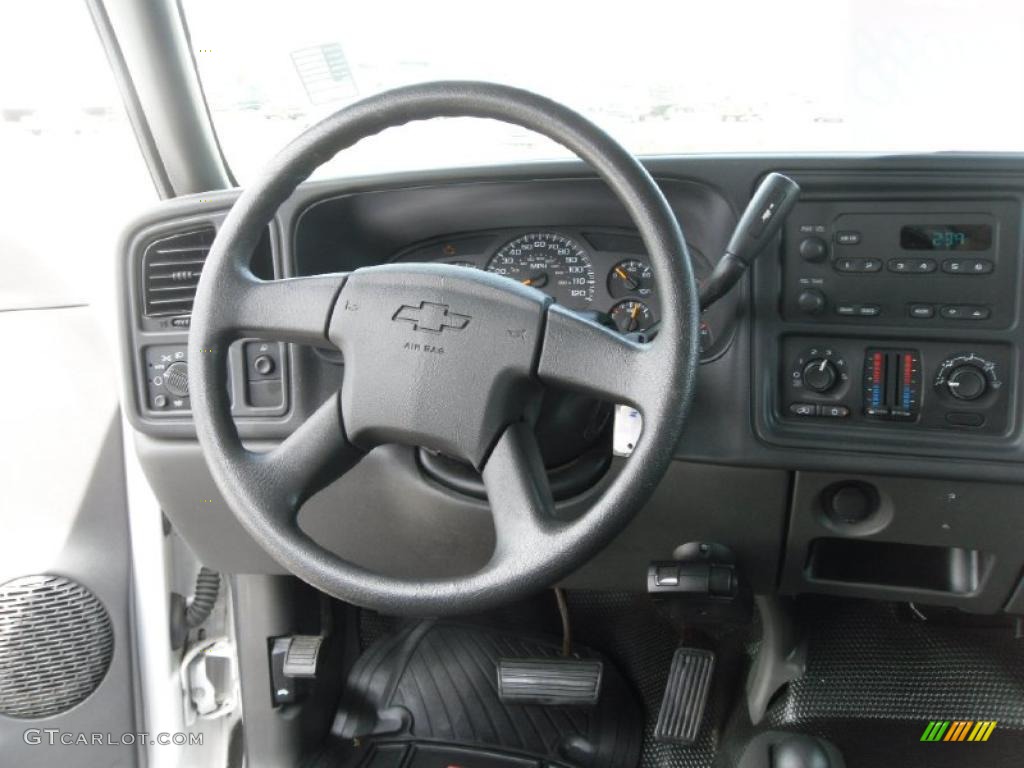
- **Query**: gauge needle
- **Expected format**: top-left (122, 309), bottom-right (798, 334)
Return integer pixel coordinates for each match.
top-left (615, 267), bottom-right (638, 289)
top-left (630, 303), bottom-right (640, 320)
top-left (819, 359), bottom-right (828, 372)
top-left (521, 272), bottom-right (548, 288)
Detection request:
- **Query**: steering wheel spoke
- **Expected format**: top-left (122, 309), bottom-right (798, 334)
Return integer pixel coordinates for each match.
top-left (219, 272), bottom-right (348, 346)
top-left (481, 422), bottom-right (558, 557)
top-left (258, 392), bottom-right (363, 516)
top-left (538, 303), bottom-right (654, 413)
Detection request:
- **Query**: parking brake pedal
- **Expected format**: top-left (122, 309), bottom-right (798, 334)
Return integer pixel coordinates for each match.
top-left (655, 648), bottom-right (716, 744)
top-left (497, 658), bottom-right (603, 706)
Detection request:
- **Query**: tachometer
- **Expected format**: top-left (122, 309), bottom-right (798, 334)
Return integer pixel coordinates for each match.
top-left (486, 233), bottom-right (595, 309)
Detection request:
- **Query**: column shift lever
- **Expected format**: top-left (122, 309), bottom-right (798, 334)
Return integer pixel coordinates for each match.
top-left (699, 172), bottom-right (801, 310)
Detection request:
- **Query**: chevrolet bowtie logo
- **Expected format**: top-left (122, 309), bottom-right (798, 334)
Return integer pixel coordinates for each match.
top-left (393, 301), bottom-right (471, 333)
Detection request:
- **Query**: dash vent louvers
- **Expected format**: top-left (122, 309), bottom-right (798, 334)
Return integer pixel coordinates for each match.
top-left (142, 226), bottom-right (216, 317)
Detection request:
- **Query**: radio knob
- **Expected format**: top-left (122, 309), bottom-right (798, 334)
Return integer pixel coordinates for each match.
top-left (797, 288), bottom-right (826, 315)
top-left (802, 358), bottom-right (838, 393)
top-left (799, 236), bottom-right (828, 262)
top-left (946, 365), bottom-right (987, 401)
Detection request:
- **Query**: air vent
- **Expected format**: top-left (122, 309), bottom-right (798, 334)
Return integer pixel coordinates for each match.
top-left (141, 226), bottom-right (216, 317)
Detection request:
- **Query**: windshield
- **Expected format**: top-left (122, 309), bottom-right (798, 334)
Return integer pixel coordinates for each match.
top-left (184, 0), bottom-right (1024, 181)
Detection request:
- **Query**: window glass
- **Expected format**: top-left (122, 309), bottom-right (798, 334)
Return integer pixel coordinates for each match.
top-left (183, 0), bottom-right (1024, 181)
top-left (0, 2), bottom-right (156, 310)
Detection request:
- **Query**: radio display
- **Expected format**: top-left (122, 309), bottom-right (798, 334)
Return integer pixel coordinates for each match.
top-left (900, 224), bottom-right (992, 251)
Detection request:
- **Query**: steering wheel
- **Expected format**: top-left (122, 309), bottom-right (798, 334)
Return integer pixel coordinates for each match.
top-left (190, 82), bottom-right (699, 616)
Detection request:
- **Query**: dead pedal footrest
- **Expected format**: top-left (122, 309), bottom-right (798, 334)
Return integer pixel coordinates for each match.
top-left (655, 647), bottom-right (716, 744)
top-left (497, 658), bottom-right (603, 706)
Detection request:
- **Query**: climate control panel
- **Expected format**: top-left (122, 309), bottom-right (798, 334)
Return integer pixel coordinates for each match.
top-left (781, 337), bottom-right (1011, 434)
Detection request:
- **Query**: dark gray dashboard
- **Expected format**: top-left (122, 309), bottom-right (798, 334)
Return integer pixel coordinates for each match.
top-left (118, 154), bottom-right (1024, 615)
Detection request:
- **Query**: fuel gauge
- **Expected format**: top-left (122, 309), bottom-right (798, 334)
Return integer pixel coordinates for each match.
top-left (608, 259), bottom-right (654, 299)
top-left (610, 300), bottom-right (654, 333)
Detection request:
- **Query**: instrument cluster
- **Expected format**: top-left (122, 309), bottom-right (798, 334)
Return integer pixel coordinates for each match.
top-left (394, 228), bottom-right (715, 339)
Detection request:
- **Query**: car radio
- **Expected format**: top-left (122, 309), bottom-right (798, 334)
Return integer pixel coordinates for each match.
top-left (781, 199), bottom-right (1020, 328)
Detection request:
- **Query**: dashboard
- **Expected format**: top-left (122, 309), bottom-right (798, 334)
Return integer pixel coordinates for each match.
top-left (117, 155), bottom-right (1024, 616)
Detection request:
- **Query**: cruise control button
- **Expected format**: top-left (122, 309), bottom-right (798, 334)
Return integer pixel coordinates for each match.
top-left (909, 304), bottom-right (935, 319)
top-left (789, 403), bottom-right (817, 417)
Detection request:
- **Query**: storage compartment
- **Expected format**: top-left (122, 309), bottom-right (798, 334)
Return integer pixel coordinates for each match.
top-left (806, 538), bottom-right (989, 595)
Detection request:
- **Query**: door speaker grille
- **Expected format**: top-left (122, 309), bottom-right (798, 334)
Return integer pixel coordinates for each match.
top-left (0, 574), bottom-right (114, 719)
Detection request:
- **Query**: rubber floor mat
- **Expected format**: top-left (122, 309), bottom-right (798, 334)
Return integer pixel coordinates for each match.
top-left (327, 620), bottom-right (643, 768)
top-left (762, 598), bottom-right (1024, 768)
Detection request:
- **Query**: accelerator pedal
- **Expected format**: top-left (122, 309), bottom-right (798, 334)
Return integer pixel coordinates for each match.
top-left (655, 647), bottom-right (716, 745)
top-left (497, 658), bottom-right (603, 707)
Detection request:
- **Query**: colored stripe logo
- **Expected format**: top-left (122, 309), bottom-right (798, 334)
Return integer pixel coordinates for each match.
top-left (921, 721), bottom-right (997, 742)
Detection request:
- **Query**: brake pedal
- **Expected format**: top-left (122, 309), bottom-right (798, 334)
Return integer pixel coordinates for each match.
top-left (497, 658), bottom-right (603, 706)
top-left (655, 647), bottom-right (715, 744)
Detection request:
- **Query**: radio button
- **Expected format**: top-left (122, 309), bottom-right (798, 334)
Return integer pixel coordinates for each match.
top-left (942, 258), bottom-right (993, 274)
top-left (908, 304), bottom-right (935, 319)
top-left (835, 258), bottom-right (882, 273)
top-left (940, 305), bottom-right (990, 320)
top-left (835, 231), bottom-right (861, 245)
top-left (888, 258), bottom-right (936, 273)
top-left (835, 304), bottom-right (857, 316)
top-left (857, 305), bottom-right (881, 317)
top-left (942, 260), bottom-right (991, 274)
top-left (789, 403), bottom-right (817, 417)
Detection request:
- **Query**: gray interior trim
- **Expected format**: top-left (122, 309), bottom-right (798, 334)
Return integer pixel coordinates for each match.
top-left (99, 0), bottom-right (231, 195)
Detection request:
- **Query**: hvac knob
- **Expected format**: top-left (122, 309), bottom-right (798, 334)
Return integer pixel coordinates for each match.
top-left (802, 358), bottom-right (838, 393)
top-left (163, 361), bottom-right (190, 398)
top-left (946, 365), bottom-right (987, 401)
top-left (797, 289), bottom-right (826, 315)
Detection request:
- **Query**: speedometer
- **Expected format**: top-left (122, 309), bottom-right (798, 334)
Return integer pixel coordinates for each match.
top-left (486, 233), bottom-right (596, 309)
